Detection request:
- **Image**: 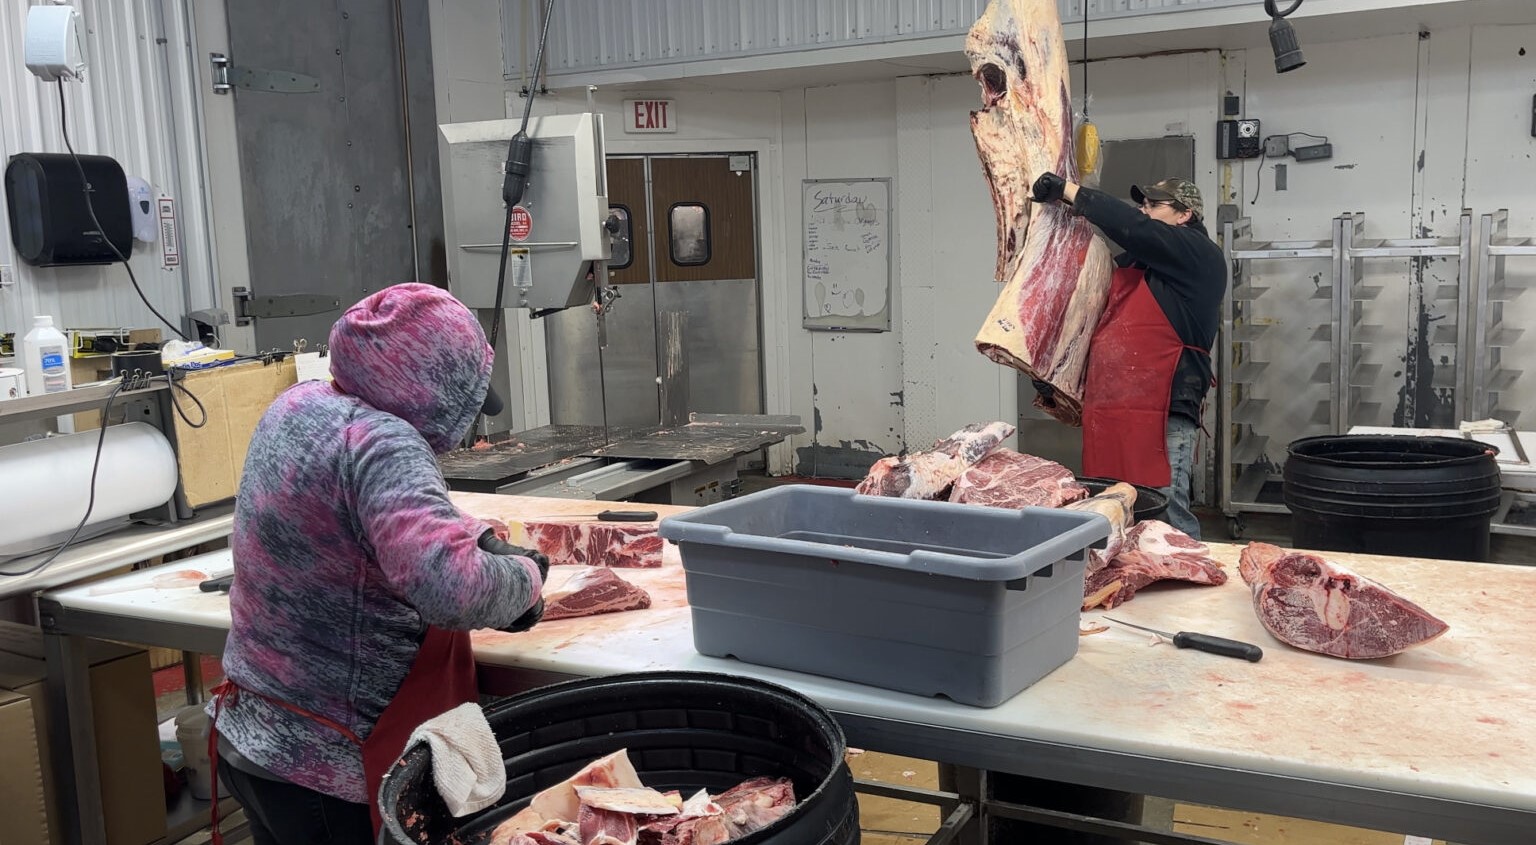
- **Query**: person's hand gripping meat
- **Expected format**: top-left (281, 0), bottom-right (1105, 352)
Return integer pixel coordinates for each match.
top-left (1031, 172), bottom-right (1069, 205)
top-left (479, 527), bottom-right (549, 632)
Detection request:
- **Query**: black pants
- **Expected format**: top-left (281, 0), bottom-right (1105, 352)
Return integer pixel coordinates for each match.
top-left (217, 754), bottom-right (373, 845)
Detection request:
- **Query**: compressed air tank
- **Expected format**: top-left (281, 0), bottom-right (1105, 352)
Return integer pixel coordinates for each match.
top-left (0, 422), bottom-right (178, 558)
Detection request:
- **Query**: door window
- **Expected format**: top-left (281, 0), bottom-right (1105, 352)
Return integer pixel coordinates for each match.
top-left (608, 205), bottom-right (633, 269)
top-left (668, 202), bottom-right (711, 266)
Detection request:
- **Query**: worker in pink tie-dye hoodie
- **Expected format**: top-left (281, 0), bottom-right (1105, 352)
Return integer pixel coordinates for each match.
top-left (211, 283), bottom-right (544, 844)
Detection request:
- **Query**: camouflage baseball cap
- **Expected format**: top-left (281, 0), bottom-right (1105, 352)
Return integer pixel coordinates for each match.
top-left (1131, 178), bottom-right (1203, 220)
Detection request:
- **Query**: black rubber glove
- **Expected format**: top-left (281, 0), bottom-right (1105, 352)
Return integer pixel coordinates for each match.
top-left (1031, 172), bottom-right (1067, 204)
top-left (478, 528), bottom-right (550, 583)
top-left (503, 597), bottom-right (545, 633)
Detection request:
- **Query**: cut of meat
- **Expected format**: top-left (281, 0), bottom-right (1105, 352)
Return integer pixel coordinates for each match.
top-left (575, 786), bottom-right (680, 815)
top-left (1239, 542), bottom-right (1450, 659)
top-left (580, 803), bottom-right (640, 845)
top-left (1082, 521), bottom-right (1227, 610)
top-left (1064, 482), bottom-right (1137, 572)
top-left (856, 421), bottom-right (1015, 499)
top-left (714, 777), bottom-right (796, 832)
top-left (544, 567), bottom-right (653, 620)
top-left (948, 449), bottom-right (1088, 509)
top-left (524, 521), bottom-right (664, 568)
top-left (527, 750), bottom-right (644, 826)
top-left (967, 0), bottom-right (1115, 425)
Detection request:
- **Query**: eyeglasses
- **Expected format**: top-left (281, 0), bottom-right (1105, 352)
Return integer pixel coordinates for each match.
top-left (1141, 199), bottom-right (1175, 210)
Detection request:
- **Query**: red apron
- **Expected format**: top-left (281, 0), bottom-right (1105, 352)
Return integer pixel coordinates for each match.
top-left (1081, 267), bottom-right (1205, 489)
top-left (208, 625), bottom-right (478, 842)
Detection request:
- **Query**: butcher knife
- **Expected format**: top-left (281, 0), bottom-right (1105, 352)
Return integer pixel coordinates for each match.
top-left (1103, 617), bottom-right (1264, 662)
top-left (520, 510), bottom-right (659, 522)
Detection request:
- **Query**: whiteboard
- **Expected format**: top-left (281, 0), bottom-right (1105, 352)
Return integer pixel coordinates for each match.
top-left (802, 179), bottom-right (891, 331)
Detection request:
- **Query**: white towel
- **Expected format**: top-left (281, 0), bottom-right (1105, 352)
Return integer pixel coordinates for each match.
top-left (406, 702), bottom-right (506, 816)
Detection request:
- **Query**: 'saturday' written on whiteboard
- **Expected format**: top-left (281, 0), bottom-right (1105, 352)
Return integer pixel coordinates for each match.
top-left (811, 189), bottom-right (866, 212)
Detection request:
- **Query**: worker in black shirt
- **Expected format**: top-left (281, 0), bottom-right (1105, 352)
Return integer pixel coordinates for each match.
top-left (1030, 174), bottom-right (1226, 539)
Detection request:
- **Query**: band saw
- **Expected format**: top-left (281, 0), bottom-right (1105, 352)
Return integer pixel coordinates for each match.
top-left (436, 111), bottom-right (800, 505)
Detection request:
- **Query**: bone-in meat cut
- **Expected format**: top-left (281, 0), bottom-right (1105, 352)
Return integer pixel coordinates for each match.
top-left (1064, 482), bottom-right (1136, 572)
top-left (1239, 542), bottom-right (1449, 659)
top-left (856, 421), bottom-right (1014, 499)
top-left (948, 449), bottom-right (1088, 509)
top-left (524, 521), bottom-right (664, 568)
top-left (1082, 520), bottom-right (1227, 609)
top-left (543, 567), bottom-right (653, 620)
top-left (491, 750), bottom-right (797, 845)
top-left (967, 0), bottom-right (1115, 425)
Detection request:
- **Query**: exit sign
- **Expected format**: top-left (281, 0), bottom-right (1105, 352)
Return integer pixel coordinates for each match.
top-left (624, 99), bottom-right (676, 133)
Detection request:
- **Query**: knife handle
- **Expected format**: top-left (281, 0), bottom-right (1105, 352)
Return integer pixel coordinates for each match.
top-left (199, 574), bottom-right (235, 593)
top-left (1172, 632), bottom-right (1263, 662)
top-left (598, 510), bottom-right (658, 522)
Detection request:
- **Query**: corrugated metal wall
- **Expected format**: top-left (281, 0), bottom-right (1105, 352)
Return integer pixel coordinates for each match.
top-left (504, 0), bottom-right (1255, 78)
top-left (0, 0), bottom-right (215, 345)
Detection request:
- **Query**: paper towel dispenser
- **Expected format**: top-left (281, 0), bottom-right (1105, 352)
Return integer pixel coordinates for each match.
top-left (4, 152), bottom-right (132, 267)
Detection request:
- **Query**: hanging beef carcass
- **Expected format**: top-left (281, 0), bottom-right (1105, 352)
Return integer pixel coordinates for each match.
top-left (966, 0), bottom-right (1115, 425)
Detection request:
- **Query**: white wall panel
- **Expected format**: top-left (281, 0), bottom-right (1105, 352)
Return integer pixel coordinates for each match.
top-left (505, 0), bottom-right (1254, 80)
top-left (0, 0), bottom-right (215, 346)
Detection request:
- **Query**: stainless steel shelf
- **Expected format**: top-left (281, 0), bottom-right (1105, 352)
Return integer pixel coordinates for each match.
top-left (1487, 282), bottom-right (1530, 301)
top-left (1311, 325), bottom-right (1332, 343)
top-left (1487, 369), bottom-right (1522, 394)
top-left (1432, 324), bottom-right (1461, 346)
top-left (1495, 408), bottom-right (1522, 426)
top-left (1233, 361), bottom-right (1269, 383)
top-left (1488, 238), bottom-right (1536, 255)
top-left (1433, 367), bottom-right (1460, 389)
top-left (1232, 463), bottom-right (1275, 508)
top-left (1232, 286), bottom-right (1271, 302)
top-left (1350, 363), bottom-right (1383, 387)
top-left (1231, 433), bottom-right (1269, 465)
top-left (1310, 286), bottom-right (1333, 301)
top-left (1435, 284), bottom-right (1461, 301)
top-left (0, 379), bottom-right (165, 426)
top-left (1311, 400), bottom-right (1334, 427)
top-left (1232, 398), bottom-right (1269, 425)
top-left (1352, 401), bottom-right (1383, 424)
top-left (1310, 363), bottom-right (1331, 385)
top-left (1487, 325), bottom-right (1524, 348)
top-left (1349, 285), bottom-right (1384, 302)
top-left (1230, 242), bottom-right (1333, 259)
top-left (1349, 325), bottom-right (1389, 345)
top-left (1233, 323), bottom-right (1271, 342)
top-left (1349, 238), bottom-right (1461, 258)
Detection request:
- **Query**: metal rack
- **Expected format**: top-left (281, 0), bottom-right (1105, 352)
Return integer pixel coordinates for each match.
top-left (1335, 210), bottom-right (1474, 428)
top-left (1467, 209), bottom-right (1534, 425)
top-left (1217, 217), bottom-right (1343, 536)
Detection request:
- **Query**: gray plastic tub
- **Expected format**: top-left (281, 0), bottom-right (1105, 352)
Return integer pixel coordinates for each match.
top-left (657, 485), bottom-right (1109, 707)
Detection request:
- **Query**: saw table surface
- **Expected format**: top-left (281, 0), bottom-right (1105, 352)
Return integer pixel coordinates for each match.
top-left (35, 493), bottom-right (1536, 842)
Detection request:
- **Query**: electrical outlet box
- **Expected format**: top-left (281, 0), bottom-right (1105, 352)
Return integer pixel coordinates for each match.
top-left (1217, 119), bottom-right (1263, 160)
top-left (1293, 142), bottom-right (1334, 162)
top-left (1264, 136), bottom-right (1290, 158)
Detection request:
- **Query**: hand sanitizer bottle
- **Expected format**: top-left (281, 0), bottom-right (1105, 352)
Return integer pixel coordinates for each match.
top-left (22, 315), bottom-right (73, 395)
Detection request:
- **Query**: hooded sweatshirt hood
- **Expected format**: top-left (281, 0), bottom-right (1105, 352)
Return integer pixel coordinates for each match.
top-left (327, 283), bottom-right (493, 453)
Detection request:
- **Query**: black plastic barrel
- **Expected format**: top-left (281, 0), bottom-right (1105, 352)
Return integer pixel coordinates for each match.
top-left (378, 671), bottom-right (860, 845)
top-left (1076, 477), bottom-right (1170, 523)
top-left (1283, 435), bottom-right (1501, 562)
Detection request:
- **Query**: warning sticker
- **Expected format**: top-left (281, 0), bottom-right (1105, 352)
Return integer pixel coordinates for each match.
top-left (509, 206), bottom-right (533, 242)
top-left (158, 197), bottom-right (180, 268)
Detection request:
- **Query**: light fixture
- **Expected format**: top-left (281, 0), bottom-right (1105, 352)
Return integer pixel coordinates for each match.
top-left (1264, 0), bottom-right (1306, 74)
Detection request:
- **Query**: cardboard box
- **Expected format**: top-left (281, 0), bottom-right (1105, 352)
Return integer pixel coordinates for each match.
top-left (171, 358), bottom-right (297, 507)
top-left (0, 624), bottom-right (166, 845)
top-left (0, 689), bottom-right (50, 845)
